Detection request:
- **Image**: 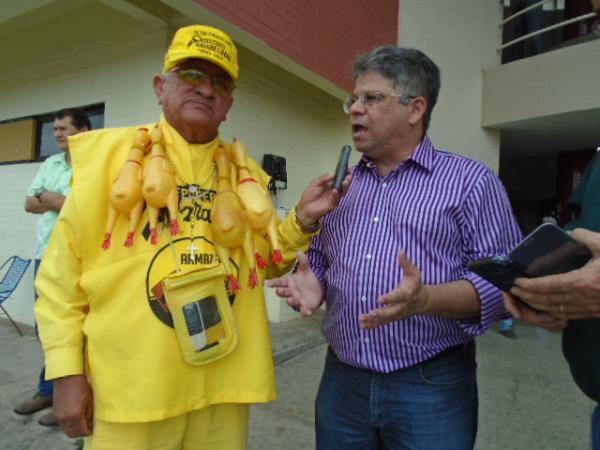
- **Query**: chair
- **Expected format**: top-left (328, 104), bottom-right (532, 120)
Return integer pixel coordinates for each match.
top-left (0, 256), bottom-right (32, 337)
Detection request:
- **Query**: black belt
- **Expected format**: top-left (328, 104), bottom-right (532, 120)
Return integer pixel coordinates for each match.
top-left (427, 340), bottom-right (473, 363)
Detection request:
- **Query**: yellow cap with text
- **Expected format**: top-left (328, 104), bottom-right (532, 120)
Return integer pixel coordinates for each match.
top-left (163, 25), bottom-right (239, 80)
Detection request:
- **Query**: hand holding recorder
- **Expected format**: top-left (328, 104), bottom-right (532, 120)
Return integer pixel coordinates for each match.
top-left (468, 223), bottom-right (592, 294)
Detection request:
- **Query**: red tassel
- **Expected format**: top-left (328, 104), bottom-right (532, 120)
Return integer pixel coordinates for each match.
top-left (248, 268), bottom-right (258, 288)
top-left (124, 232), bottom-right (135, 248)
top-left (272, 249), bottom-right (283, 264)
top-left (255, 252), bottom-right (268, 269)
top-left (170, 219), bottom-right (180, 236)
top-left (101, 233), bottom-right (111, 250)
top-left (228, 274), bottom-right (240, 294)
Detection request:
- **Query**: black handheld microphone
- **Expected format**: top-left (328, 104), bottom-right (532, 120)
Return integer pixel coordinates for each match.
top-left (333, 145), bottom-right (352, 192)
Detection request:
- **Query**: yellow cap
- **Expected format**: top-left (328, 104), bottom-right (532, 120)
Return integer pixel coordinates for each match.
top-left (163, 25), bottom-right (239, 80)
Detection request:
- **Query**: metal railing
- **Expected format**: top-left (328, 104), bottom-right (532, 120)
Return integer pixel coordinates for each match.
top-left (499, 0), bottom-right (599, 53)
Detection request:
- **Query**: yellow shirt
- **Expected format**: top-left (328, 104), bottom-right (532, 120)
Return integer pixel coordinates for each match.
top-left (35, 117), bottom-right (313, 422)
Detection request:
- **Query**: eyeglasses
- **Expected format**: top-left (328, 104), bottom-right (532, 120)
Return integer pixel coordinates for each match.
top-left (172, 67), bottom-right (235, 96)
top-left (342, 91), bottom-right (416, 114)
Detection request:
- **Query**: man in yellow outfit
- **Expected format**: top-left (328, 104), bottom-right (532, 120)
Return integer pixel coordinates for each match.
top-left (35, 24), bottom-right (347, 450)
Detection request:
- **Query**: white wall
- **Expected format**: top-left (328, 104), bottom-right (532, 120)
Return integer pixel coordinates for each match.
top-left (483, 39), bottom-right (600, 127)
top-left (398, 0), bottom-right (504, 170)
top-left (0, 1), bottom-right (350, 326)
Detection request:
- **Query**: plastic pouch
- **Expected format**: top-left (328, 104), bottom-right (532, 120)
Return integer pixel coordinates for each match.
top-left (161, 264), bottom-right (237, 365)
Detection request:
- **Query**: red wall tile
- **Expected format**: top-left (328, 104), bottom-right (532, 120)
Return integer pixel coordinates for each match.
top-left (193, 0), bottom-right (398, 91)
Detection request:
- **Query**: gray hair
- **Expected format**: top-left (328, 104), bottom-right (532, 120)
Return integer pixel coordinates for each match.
top-left (352, 46), bottom-right (441, 130)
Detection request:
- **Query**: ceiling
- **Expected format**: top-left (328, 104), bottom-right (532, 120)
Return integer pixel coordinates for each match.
top-left (500, 108), bottom-right (600, 160)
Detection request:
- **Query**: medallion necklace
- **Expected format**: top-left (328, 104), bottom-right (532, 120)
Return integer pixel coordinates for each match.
top-left (161, 143), bottom-right (217, 259)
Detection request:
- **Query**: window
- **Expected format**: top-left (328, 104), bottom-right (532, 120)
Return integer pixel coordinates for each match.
top-left (0, 103), bottom-right (105, 164)
top-left (0, 119), bottom-right (37, 163)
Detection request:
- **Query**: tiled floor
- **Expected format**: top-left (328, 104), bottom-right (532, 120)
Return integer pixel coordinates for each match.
top-left (0, 318), bottom-right (595, 450)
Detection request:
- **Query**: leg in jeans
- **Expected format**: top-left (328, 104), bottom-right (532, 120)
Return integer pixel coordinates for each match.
top-left (315, 344), bottom-right (477, 450)
top-left (34, 259), bottom-right (53, 398)
top-left (315, 348), bottom-right (380, 450)
top-left (524, 0), bottom-right (544, 55)
top-left (378, 341), bottom-right (478, 450)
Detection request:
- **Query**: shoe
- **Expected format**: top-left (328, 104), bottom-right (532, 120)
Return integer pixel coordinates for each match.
top-left (38, 411), bottom-right (59, 427)
top-left (14, 393), bottom-right (52, 415)
top-left (500, 329), bottom-right (517, 339)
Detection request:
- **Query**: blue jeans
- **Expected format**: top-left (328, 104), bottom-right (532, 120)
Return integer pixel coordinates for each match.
top-left (315, 343), bottom-right (478, 450)
top-left (593, 404), bottom-right (600, 450)
top-left (34, 259), bottom-right (53, 398)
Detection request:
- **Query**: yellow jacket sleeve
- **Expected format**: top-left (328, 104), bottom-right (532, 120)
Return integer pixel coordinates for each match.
top-left (34, 192), bottom-right (88, 380)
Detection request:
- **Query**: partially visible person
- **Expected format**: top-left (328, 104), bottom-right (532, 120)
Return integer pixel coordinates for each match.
top-left (504, 227), bottom-right (599, 449)
top-left (14, 108), bottom-right (91, 427)
top-left (505, 144), bottom-right (600, 449)
top-left (269, 46), bottom-right (522, 450)
top-left (499, 317), bottom-right (517, 338)
top-left (505, 0), bottom-right (545, 59)
top-left (507, 228), bottom-right (600, 320)
top-left (35, 24), bottom-right (347, 449)
top-left (541, 203), bottom-right (561, 225)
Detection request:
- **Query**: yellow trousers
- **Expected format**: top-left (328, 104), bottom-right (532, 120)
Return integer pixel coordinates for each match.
top-left (84, 403), bottom-right (249, 450)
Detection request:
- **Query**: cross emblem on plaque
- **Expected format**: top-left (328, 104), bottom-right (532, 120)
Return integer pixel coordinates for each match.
top-left (188, 241), bottom-right (198, 259)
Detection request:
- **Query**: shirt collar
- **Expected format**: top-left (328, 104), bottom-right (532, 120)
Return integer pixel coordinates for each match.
top-left (357, 135), bottom-right (436, 173)
top-left (409, 135), bottom-right (435, 172)
top-left (53, 151), bottom-right (70, 168)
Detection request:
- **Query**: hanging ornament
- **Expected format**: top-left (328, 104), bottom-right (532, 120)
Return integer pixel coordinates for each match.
top-left (102, 128), bottom-right (151, 250)
top-left (142, 127), bottom-right (181, 245)
top-left (211, 145), bottom-right (259, 292)
top-left (231, 139), bottom-right (283, 264)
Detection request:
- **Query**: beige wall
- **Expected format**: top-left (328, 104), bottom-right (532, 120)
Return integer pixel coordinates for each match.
top-left (483, 39), bottom-right (600, 127)
top-left (398, 0), bottom-right (504, 170)
top-left (0, 4), bottom-right (168, 127)
top-left (0, 1), bottom-right (350, 326)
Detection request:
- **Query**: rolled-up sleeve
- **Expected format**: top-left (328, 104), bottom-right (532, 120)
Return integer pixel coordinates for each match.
top-left (458, 170), bottom-right (522, 335)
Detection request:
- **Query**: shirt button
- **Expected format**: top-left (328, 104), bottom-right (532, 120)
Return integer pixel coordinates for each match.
top-left (365, 254), bottom-right (372, 260)
top-left (382, 182), bottom-right (388, 188)
top-left (361, 296), bottom-right (367, 302)
top-left (364, 337), bottom-right (370, 344)
top-left (373, 217), bottom-right (379, 223)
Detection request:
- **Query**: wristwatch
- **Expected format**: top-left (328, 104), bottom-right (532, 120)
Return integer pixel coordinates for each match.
top-left (34, 188), bottom-right (44, 200)
top-left (293, 207), bottom-right (321, 234)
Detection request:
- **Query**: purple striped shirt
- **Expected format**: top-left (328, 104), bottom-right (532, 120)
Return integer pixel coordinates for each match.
top-left (308, 136), bottom-right (522, 372)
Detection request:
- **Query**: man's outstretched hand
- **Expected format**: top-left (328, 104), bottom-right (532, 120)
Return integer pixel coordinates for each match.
top-left (359, 251), bottom-right (429, 329)
top-left (267, 251), bottom-right (323, 316)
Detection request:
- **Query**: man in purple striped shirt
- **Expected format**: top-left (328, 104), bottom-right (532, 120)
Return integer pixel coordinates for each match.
top-left (268, 47), bottom-right (522, 449)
